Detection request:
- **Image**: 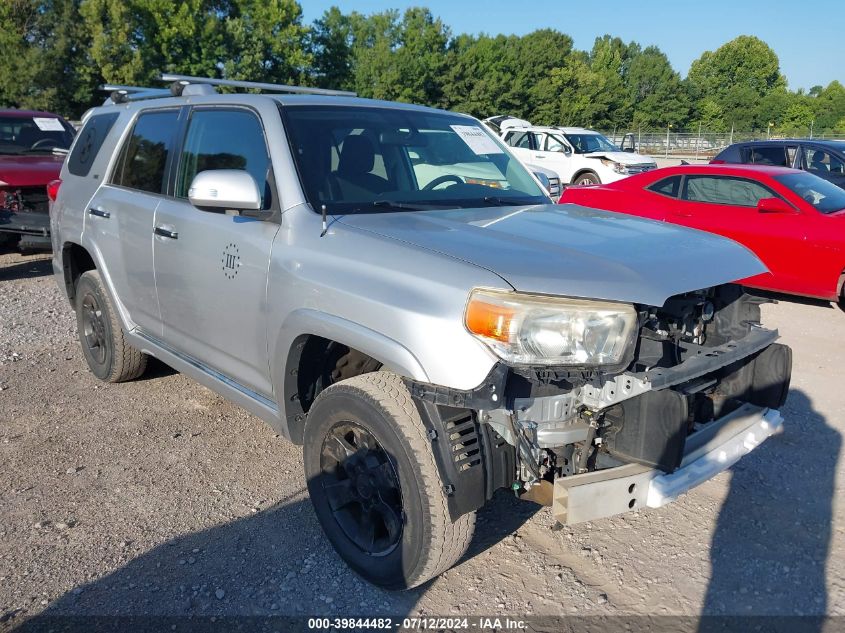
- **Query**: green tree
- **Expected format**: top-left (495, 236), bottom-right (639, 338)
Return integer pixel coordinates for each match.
top-left (811, 81), bottom-right (845, 131)
top-left (626, 46), bottom-right (690, 129)
top-left (0, 0), bottom-right (97, 116)
top-left (310, 6), bottom-right (354, 90)
top-left (781, 101), bottom-right (815, 134)
top-left (79, 0), bottom-right (147, 85)
top-left (688, 35), bottom-right (784, 131)
top-left (222, 0), bottom-right (310, 83)
top-left (695, 98), bottom-right (728, 132)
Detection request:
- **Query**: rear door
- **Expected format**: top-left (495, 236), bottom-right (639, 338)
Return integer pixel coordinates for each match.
top-left (152, 106), bottom-right (280, 398)
top-left (84, 108), bottom-right (182, 336)
top-left (502, 130), bottom-right (535, 163)
top-left (669, 174), bottom-right (808, 292)
top-left (533, 133), bottom-right (575, 183)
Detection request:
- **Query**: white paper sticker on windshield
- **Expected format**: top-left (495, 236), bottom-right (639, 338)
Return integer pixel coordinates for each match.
top-left (33, 117), bottom-right (65, 132)
top-left (450, 125), bottom-right (503, 155)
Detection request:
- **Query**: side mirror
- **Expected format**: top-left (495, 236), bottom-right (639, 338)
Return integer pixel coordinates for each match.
top-left (188, 170), bottom-right (262, 212)
top-left (620, 134), bottom-right (636, 153)
top-left (533, 171), bottom-right (551, 192)
top-left (757, 197), bottom-right (795, 214)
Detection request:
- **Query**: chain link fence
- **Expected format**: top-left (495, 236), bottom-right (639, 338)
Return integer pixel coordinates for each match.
top-left (601, 129), bottom-right (845, 161)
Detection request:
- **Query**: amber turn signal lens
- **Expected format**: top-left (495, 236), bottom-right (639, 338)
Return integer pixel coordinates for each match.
top-left (465, 299), bottom-right (515, 343)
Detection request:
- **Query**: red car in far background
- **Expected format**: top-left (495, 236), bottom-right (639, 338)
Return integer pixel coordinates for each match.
top-left (560, 164), bottom-right (845, 303)
top-left (1, 109), bottom-right (75, 251)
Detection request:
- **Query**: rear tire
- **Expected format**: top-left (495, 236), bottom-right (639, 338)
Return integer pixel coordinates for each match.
top-left (75, 270), bottom-right (147, 382)
top-left (573, 171), bottom-right (600, 185)
top-left (303, 371), bottom-right (475, 589)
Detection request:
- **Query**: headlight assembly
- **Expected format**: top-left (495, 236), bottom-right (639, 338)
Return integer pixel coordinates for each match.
top-left (600, 159), bottom-right (629, 175)
top-left (465, 289), bottom-right (638, 366)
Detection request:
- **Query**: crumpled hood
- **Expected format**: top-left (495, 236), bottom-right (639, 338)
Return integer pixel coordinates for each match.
top-left (0, 154), bottom-right (64, 187)
top-left (585, 151), bottom-right (655, 165)
top-left (338, 203), bottom-right (767, 307)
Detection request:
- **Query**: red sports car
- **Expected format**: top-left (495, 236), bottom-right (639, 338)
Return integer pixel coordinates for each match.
top-left (560, 164), bottom-right (845, 302)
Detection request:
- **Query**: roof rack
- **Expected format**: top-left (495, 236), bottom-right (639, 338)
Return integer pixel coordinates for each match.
top-left (160, 73), bottom-right (357, 97)
top-left (100, 84), bottom-right (174, 105)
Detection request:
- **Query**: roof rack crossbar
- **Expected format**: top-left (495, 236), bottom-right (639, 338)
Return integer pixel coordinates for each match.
top-left (159, 73), bottom-right (356, 97)
top-left (99, 84), bottom-right (173, 105)
top-left (100, 84), bottom-right (163, 93)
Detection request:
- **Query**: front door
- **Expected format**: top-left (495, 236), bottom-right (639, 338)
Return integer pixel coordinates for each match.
top-left (801, 145), bottom-right (845, 189)
top-left (153, 106), bottom-right (280, 397)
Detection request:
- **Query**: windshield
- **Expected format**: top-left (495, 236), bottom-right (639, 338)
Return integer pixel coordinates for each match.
top-left (563, 132), bottom-right (619, 154)
top-left (774, 172), bottom-right (845, 214)
top-left (282, 105), bottom-right (548, 214)
top-left (0, 115), bottom-right (74, 155)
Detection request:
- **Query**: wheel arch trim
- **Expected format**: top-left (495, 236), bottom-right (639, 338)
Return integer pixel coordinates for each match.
top-left (273, 308), bottom-right (430, 443)
top-left (570, 168), bottom-right (600, 184)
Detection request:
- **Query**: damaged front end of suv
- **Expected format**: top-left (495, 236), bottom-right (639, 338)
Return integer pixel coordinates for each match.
top-left (408, 283), bottom-right (790, 525)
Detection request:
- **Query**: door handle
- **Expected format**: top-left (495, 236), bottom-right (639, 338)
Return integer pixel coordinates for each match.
top-left (154, 226), bottom-right (178, 239)
top-left (88, 208), bottom-right (110, 218)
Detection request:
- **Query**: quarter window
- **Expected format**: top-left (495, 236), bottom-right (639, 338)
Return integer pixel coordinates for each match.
top-left (68, 112), bottom-right (119, 177)
top-left (176, 109), bottom-right (271, 207)
top-left (682, 175), bottom-right (776, 207)
top-left (648, 175), bottom-right (682, 198)
top-left (111, 110), bottom-right (179, 194)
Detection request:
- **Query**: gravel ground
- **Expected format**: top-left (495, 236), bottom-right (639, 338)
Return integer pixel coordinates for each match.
top-left (1, 246), bottom-right (844, 629)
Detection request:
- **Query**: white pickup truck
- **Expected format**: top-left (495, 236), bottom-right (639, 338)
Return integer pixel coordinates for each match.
top-left (485, 116), bottom-right (657, 187)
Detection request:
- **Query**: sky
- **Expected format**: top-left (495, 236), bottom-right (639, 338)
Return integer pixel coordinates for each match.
top-left (300, 0), bottom-right (843, 91)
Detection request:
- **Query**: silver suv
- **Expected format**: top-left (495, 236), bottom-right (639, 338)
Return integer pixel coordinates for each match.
top-left (51, 75), bottom-right (792, 590)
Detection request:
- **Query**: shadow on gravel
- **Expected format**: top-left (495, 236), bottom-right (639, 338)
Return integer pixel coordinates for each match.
top-left (702, 389), bottom-right (839, 624)
top-left (134, 357), bottom-right (179, 381)
top-left (10, 488), bottom-right (534, 632)
top-left (0, 257), bottom-right (52, 282)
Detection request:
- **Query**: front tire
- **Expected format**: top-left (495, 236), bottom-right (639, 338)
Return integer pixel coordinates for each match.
top-left (573, 171), bottom-right (600, 185)
top-left (303, 371), bottom-right (475, 589)
top-left (75, 270), bottom-right (147, 382)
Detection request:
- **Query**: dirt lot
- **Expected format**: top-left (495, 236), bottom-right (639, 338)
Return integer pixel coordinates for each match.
top-left (1, 246), bottom-right (844, 628)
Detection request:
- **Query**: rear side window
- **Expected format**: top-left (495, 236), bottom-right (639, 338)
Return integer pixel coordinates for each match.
top-left (648, 175), bottom-right (682, 198)
top-left (682, 175), bottom-right (775, 207)
top-left (111, 110), bottom-right (180, 194)
top-left (506, 132), bottom-right (532, 149)
top-left (68, 112), bottom-right (120, 177)
top-left (175, 108), bottom-right (271, 207)
top-left (748, 145), bottom-right (788, 167)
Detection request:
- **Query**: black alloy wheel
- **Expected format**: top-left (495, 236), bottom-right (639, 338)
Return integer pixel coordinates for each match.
top-left (319, 422), bottom-right (404, 556)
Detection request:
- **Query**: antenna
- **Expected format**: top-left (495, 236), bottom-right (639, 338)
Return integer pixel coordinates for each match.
top-left (320, 204), bottom-right (329, 237)
top-left (159, 73), bottom-right (356, 97)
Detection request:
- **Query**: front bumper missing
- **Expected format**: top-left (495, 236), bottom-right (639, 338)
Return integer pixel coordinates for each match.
top-left (551, 404), bottom-right (783, 525)
top-left (0, 209), bottom-right (50, 237)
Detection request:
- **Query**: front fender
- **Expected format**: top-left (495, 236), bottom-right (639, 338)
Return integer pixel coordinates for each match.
top-left (271, 308), bottom-right (430, 441)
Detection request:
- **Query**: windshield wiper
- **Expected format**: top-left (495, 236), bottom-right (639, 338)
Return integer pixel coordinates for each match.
top-left (372, 200), bottom-right (453, 211)
top-left (482, 196), bottom-right (544, 207)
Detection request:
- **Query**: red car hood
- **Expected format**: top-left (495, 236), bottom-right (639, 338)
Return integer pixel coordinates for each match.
top-left (0, 154), bottom-right (64, 187)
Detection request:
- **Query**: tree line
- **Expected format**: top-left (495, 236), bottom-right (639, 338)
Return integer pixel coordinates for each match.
top-left (2, 0), bottom-right (844, 135)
